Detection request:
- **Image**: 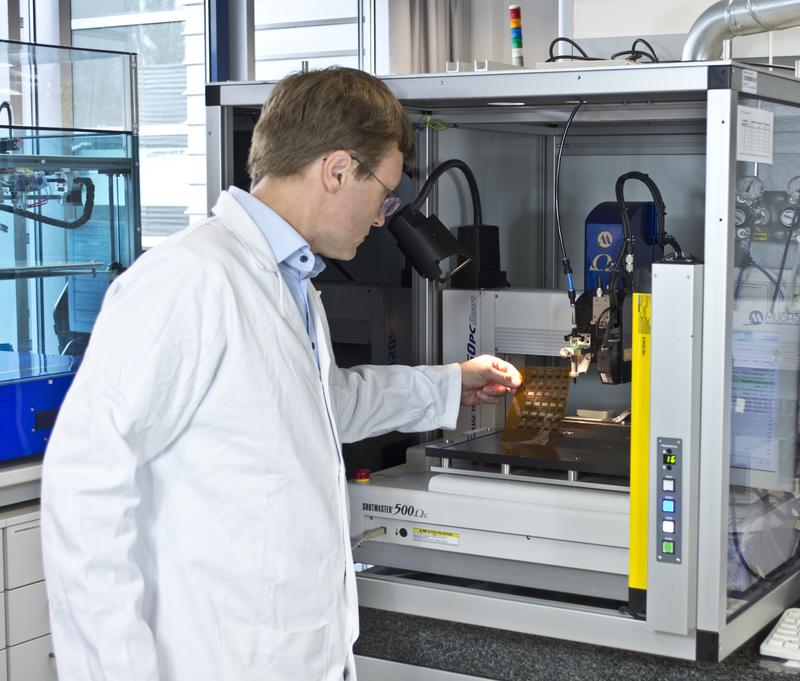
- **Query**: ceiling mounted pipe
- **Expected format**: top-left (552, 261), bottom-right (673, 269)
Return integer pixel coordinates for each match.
top-left (682, 0), bottom-right (800, 61)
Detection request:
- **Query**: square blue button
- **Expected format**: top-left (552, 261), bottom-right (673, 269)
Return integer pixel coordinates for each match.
top-left (662, 499), bottom-right (675, 514)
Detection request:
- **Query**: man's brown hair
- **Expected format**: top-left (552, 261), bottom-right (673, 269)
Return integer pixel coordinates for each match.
top-left (247, 67), bottom-right (415, 185)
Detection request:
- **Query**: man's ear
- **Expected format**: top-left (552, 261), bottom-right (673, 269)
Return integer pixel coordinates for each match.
top-left (321, 151), bottom-right (352, 194)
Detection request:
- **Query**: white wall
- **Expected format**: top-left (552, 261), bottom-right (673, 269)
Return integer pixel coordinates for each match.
top-left (573, 0), bottom-right (709, 38)
top-left (465, 0), bottom-right (800, 67)
top-left (470, 0), bottom-right (558, 66)
top-left (572, 0), bottom-right (800, 59)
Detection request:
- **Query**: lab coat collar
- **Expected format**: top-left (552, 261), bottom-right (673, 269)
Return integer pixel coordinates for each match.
top-left (227, 187), bottom-right (325, 280)
top-left (212, 191), bottom-right (318, 360)
top-left (211, 190), bottom-right (280, 274)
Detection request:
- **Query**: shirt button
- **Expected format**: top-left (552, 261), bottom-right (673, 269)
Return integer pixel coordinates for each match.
top-left (300, 254), bottom-right (308, 263)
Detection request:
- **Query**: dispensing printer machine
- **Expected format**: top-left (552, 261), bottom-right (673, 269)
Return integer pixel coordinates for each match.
top-left (205, 57), bottom-right (800, 664)
top-left (343, 62), bottom-right (800, 662)
top-left (350, 169), bottom-right (699, 618)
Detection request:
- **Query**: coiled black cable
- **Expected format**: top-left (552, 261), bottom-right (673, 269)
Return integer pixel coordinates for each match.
top-left (546, 37), bottom-right (603, 63)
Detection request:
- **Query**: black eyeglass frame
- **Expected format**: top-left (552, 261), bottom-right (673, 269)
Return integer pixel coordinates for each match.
top-left (350, 155), bottom-right (402, 219)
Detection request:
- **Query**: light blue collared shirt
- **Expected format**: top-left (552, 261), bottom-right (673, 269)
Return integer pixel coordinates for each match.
top-left (229, 187), bottom-right (326, 367)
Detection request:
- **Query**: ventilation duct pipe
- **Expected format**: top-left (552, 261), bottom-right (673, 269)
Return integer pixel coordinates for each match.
top-left (682, 0), bottom-right (800, 61)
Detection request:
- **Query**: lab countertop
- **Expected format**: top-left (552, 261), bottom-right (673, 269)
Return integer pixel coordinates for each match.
top-left (355, 607), bottom-right (799, 680)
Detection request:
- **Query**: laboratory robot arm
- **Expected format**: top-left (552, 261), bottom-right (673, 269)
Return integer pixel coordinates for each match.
top-left (40, 248), bottom-right (226, 681)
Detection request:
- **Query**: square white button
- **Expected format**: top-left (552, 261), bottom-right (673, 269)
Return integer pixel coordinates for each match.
top-left (662, 520), bottom-right (675, 534)
top-left (662, 478), bottom-right (675, 492)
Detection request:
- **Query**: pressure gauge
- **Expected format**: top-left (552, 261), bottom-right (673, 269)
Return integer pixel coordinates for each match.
top-left (789, 176), bottom-right (800, 203)
top-left (753, 206), bottom-right (770, 225)
top-left (781, 207), bottom-right (798, 227)
top-left (736, 176), bottom-right (765, 203)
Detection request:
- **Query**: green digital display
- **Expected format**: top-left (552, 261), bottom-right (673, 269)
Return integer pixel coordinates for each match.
top-left (663, 453), bottom-right (677, 465)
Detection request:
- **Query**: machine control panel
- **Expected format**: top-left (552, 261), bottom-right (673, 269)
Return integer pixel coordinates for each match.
top-left (656, 437), bottom-right (682, 564)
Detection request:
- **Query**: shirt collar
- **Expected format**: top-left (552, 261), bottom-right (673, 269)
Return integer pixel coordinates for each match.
top-left (228, 186), bottom-right (325, 279)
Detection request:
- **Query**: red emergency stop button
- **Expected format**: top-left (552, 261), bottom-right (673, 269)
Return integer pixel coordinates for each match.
top-left (354, 468), bottom-right (371, 484)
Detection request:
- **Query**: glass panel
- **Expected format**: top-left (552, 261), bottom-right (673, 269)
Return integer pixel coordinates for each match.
top-left (72, 23), bottom-right (187, 126)
top-left (0, 39), bottom-right (139, 464)
top-left (0, 40), bottom-right (134, 131)
top-left (728, 96), bottom-right (800, 617)
top-left (71, 0), bottom-right (180, 21)
top-left (254, 0), bottom-right (356, 26)
top-left (73, 22), bottom-right (191, 241)
top-left (252, 1), bottom-right (369, 81)
top-left (254, 23), bottom-right (358, 60)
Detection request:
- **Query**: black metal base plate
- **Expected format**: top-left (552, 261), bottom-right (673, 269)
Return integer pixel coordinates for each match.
top-left (427, 421), bottom-right (630, 478)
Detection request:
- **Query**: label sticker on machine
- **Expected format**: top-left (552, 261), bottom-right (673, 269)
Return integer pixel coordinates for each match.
top-left (413, 528), bottom-right (460, 546)
top-left (736, 105), bottom-right (774, 165)
top-left (741, 69), bottom-right (758, 95)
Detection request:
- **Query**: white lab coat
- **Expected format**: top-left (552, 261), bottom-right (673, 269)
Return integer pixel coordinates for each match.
top-left (41, 190), bottom-right (460, 681)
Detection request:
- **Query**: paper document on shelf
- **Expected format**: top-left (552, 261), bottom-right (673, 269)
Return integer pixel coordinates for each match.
top-left (731, 331), bottom-right (780, 472)
top-left (737, 105), bottom-right (774, 164)
top-left (732, 329), bottom-right (782, 369)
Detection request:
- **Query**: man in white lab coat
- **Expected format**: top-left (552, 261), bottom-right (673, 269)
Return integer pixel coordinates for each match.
top-left (41, 67), bottom-right (521, 681)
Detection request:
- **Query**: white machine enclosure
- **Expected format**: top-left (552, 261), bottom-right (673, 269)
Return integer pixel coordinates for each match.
top-left (347, 263), bottom-right (709, 657)
top-left (206, 61), bottom-right (800, 662)
top-left (349, 265), bottom-right (703, 634)
top-left (351, 460), bottom-right (630, 600)
top-left (350, 287), bottom-right (637, 604)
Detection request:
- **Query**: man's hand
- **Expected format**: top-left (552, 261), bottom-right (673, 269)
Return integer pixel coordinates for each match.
top-left (459, 355), bottom-right (522, 406)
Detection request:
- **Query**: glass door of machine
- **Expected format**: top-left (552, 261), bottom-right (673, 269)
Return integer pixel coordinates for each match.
top-left (727, 95), bottom-right (800, 617)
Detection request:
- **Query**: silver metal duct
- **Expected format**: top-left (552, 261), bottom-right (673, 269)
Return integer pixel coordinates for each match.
top-left (682, 0), bottom-right (800, 61)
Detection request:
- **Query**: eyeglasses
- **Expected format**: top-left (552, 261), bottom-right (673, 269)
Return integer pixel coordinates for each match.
top-left (351, 155), bottom-right (402, 220)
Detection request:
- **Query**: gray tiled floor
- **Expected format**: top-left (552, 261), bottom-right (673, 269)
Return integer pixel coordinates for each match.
top-left (355, 607), bottom-right (799, 681)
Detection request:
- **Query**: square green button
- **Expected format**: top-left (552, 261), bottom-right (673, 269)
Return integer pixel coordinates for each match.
top-left (662, 540), bottom-right (674, 554)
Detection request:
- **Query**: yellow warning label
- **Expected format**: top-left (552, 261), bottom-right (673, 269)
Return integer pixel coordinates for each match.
top-left (636, 294), bottom-right (651, 336)
top-left (413, 528), bottom-right (460, 546)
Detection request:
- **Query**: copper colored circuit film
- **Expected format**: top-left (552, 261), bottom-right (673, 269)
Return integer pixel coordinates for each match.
top-left (502, 366), bottom-right (570, 446)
